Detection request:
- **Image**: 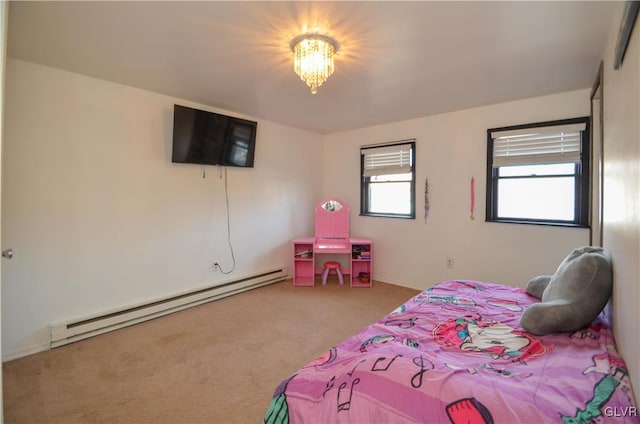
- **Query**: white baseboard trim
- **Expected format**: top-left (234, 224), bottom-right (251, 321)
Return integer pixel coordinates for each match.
top-left (5, 267), bottom-right (288, 361)
top-left (50, 267), bottom-right (288, 348)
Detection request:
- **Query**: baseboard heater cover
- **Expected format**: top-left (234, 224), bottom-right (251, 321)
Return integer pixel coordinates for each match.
top-left (50, 267), bottom-right (288, 348)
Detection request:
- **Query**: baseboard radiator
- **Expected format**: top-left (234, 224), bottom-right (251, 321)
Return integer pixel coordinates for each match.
top-left (50, 267), bottom-right (288, 348)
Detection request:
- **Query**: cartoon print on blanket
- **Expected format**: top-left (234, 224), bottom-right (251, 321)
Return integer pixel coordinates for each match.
top-left (449, 280), bottom-right (487, 291)
top-left (486, 298), bottom-right (522, 313)
top-left (446, 398), bottom-right (494, 424)
top-left (571, 322), bottom-right (606, 340)
top-left (359, 334), bottom-right (395, 352)
top-left (444, 362), bottom-right (533, 379)
top-left (304, 347), bottom-right (337, 368)
top-left (414, 292), bottom-right (476, 308)
top-left (385, 316), bottom-right (419, 328)
top-left (359, 334), bottom-right (420, 352)
top-left (264, 374), bottom-right (295, 424)
top-left (264, 280), bottom-right (637, 424)
top-left (562, 352), bottom-right (635, 423)
top-left (433, 314), bottom-right (549, 361)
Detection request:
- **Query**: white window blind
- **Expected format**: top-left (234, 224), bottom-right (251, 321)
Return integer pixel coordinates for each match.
top-left (361, 142), bottom-right (414, 177)
top-left (490, 123), bottom-right (585, 167)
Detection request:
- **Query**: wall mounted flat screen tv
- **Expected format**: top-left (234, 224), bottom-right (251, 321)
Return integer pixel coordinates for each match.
top-left (172, 104), bottom-right (257, 167)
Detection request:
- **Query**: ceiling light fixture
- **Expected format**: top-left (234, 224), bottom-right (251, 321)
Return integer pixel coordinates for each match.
top-left (290, 33), bottom-right (339, 94)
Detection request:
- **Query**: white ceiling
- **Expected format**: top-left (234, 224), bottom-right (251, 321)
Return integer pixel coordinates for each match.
top-left (7, 1), bottom-right (615, 134)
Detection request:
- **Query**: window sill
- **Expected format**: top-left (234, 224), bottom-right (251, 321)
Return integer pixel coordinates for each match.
top-left (487, 218), bottom-right (589, 228)
top-left (360, 213), bottom-right (415, 219)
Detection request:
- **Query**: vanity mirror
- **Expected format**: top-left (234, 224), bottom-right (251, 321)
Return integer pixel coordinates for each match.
top-left (315, 199), bottom-right (349, 240)
top-left (321, 199), bottom-right (343, 212)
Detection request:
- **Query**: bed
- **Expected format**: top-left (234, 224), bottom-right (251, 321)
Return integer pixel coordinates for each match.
top-left (264, 280), bottom-right (638, 423)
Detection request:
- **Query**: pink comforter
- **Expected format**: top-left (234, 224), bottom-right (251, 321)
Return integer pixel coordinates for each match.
top-left (265, 280), bottom-right (638, 423)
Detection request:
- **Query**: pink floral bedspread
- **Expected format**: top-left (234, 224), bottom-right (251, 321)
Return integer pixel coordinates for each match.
top-left (265, 280), bottom-right (638, 423)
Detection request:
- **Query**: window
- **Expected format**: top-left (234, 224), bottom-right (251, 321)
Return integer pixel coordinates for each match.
top-left (486, 117), bottom-right (590, 226)
top-left (360, 140), bottom-right (416, 218)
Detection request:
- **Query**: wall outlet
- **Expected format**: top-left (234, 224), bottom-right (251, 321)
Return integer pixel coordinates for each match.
top-left (446, 258), bottom-right (454, 269)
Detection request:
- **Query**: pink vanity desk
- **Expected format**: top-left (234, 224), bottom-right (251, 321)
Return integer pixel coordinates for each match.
top-left (292, 199), bottom-right (372, 288)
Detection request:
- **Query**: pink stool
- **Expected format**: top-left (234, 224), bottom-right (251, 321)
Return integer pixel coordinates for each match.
top-left (322, 261), bottom-right (344, 286)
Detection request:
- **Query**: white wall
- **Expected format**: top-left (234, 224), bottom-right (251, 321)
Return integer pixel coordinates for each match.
top-left (1, 59), bottom-right (323, 360)
top-left (601, 2), bottom-right (640, 401)
top-left (323, 90), bottom-right (590, 290)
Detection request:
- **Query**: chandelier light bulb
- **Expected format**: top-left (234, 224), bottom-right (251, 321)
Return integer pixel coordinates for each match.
top-left (290, 34), bottom-right (339, 94)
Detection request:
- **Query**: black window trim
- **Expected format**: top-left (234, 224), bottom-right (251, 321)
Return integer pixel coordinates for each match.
top-left (485, 117), bottom-right (590, 228)
top-left (360, 140), bottom-right (416, 219)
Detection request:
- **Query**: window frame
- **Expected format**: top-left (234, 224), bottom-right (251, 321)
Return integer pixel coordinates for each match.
top-left (485, 117), bottom-right (590, 227)
top-left (360, 140), bottom-right (416, 219)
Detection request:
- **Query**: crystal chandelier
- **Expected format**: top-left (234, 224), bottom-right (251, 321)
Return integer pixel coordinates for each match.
top-left (290, 34), bottom-right (339, 94)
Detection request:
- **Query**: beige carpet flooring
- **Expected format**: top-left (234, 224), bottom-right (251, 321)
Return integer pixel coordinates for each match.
top-left (3, 278), bottom-right (419, 424)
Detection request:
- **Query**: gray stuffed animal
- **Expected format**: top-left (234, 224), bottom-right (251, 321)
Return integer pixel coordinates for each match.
top-left (519, 246), bottom-right (613, 336)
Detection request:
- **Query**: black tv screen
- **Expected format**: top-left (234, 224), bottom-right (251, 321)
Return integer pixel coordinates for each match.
top-left (172, 104), bottom-right (257, 167)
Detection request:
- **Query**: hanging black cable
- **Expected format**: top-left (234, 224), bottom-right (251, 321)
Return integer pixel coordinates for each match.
top-left (215, 166), bottom-right (236, 274)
